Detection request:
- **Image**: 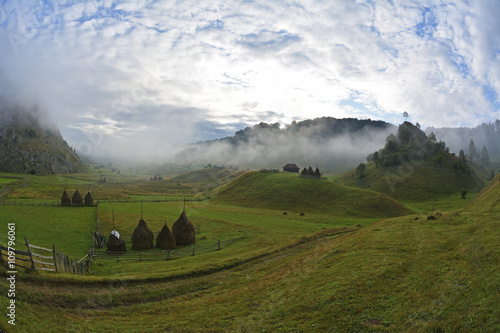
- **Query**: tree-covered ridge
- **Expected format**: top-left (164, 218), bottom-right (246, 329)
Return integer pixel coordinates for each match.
top-left (368, 121), bottom-right (472, 175)
top-left (218, 117), bottom-right (395, 145)
top-left (176, 117), bottom-right (397, 172)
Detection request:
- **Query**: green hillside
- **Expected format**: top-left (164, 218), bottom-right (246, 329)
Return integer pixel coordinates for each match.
top-left (468, 172), bottom-right (500, 212)
top-left (213, 171), bottom-right (412, 218)
top-left (3, 172), bottom-right (498, 332)
top-left (340, 122), bottom-right (485, 202)
top-left (168, 168), bottom-right (245, 186)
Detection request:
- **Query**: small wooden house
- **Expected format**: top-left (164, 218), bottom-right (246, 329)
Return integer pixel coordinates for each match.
top-left (283, 163), bottom-right (300, 173)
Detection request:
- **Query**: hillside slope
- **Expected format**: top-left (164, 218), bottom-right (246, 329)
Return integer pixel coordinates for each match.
top-left (468, 172), bottom-right (500, 213)
top-left (0, 103), bottom-right (87, 174)
top-left (341, 122), bottom-right (485, 201)
top-left (6, 173), bottom-right (498, 332)
top-left (168, 168), bottom-right (245, 186)
top-left (212, 171), bottom-right (412, 218)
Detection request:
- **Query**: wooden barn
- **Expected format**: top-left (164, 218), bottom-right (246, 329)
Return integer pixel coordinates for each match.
top-left (283, 163), bottom-right (300, 173)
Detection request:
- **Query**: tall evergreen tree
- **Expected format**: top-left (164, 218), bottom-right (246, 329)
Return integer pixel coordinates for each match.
top-left (373, 151), bottom-right (380, 168)
top-left (459, 149), bottom-right (467, 162)
top-left (469, 139), bottom-right (477, 160)
top-left (481, 145), bottom-right (490, 166)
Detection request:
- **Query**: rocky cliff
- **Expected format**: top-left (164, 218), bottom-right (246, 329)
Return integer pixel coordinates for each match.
top-left (0, 102), bottom-right (87, 174)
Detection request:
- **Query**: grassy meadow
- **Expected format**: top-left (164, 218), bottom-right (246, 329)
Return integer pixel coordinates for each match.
top-left (0, 166), bottom-right (499, 332)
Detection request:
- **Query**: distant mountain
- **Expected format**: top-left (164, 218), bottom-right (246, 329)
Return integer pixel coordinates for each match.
top-left (0, 101), bottom-right (87, 174)
top-left (341, 122), bottom-right (485, 201)
top-left (176, 117), bottom-right (396, 173)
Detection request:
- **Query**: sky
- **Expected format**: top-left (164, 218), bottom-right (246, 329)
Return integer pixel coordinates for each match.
top-left (0, 0), bottom-right (499, 161)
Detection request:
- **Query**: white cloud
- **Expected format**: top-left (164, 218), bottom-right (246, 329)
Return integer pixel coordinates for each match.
top-left (0, 0), bottom-right (498, 163)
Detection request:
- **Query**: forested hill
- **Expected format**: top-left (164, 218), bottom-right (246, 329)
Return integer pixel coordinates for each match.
top-left (223, 117), bottom-right (395, 145)
top-left (176, 117), bottom-right (396, 172)
top-left (0, 102), bottom-right (88, 174)
top-left (427, 120), bottom-right (500, 155)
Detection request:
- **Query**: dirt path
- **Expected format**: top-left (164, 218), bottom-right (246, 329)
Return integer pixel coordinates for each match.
top-left (0, 176), bottom-right (28, 198)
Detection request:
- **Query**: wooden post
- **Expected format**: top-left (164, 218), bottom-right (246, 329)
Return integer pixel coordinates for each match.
top-left (52, 244), bottom-right (58, 273)
top-left (218, 240), bottom-right (221, 250)
top-left (167, 250), bottom-right (170, 260)
top-left (192, 244), bottom-right (196, 256)
top-left (25, 238), bottom-right (36, 271)
top-left (140, 252), bottom-right (142, 261)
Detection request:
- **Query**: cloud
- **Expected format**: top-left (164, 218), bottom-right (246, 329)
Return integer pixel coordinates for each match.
top-left (0, 0), bottom-right (498, 164)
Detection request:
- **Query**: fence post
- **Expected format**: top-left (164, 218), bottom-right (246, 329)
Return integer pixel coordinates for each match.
top-left (140, 252), bottom-right (142, 261)
top-left (167, 250), bottom-right (170, 260)
top-left (52, 244), bottom-right (58, 273)
top-left (24, 238), bottom-right (36, 271)
top-left (218, 240), bottom-right (221, 250)
top-left (192, 244), bottom-right (196, 256)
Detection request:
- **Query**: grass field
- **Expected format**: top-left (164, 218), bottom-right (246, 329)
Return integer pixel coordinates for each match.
top-left (0, 168), bottom-right (498, 332)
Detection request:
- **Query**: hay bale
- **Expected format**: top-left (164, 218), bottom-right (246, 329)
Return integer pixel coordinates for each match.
top-left (61, 190), bottom-right (71, 207)
top-left (314, 167), bottom-right (321, 179)
top-left (132, 218), bottom-right (154, 250)
top-left (84, 190), bottom-right (94, 207)
top-left (106, 230), bottom-right (126, 252)
top-left (307, 166), bottom-right (314, 177)
top-left (172, 211), bottom-right (196, 245)
top-left (156, 222), bottom-right (176, 250)
top-left (72, 189), bottom-right (84, 207)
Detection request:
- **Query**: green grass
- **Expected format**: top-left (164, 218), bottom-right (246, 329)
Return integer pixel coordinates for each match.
top-left (3, 199), bottom-right (498, 332)
top-left (213, 171), bottom-right (412, 218)
top-left (0, 170), bottom-right (499, 332)
top-left (0, 205), bottom-right (94, 258)
top-left (0, 177), bottom-right (17, 185)
top-left (90, 200), bottom-right (368, 279)
top-left (339, 159), bottom-right (485, 203)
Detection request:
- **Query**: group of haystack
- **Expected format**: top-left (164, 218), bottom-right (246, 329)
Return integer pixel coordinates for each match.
top-left (106, 208), bottom-right (196, 253)
top-left (61, 189), bottom-right (93, 207)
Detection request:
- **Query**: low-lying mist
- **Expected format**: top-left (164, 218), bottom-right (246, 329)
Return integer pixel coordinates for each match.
top-left (174, 118), bottom-right (396, 173)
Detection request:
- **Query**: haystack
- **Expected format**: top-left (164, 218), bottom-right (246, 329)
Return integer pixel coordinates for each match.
top-left (61, 190), bottom-right (71, 207)
top-left (84, 190), bottom-right (94, 207)
top-left (156, 222), bottom-right (176, 250)
top-left (72, 189), bottom-right (84, 207)
top-left (106, 230), bottom-right (126, 252)
top-left (132, 218), bottom-right (154, 250)
top-left (172, 210), bottom-right (196, 245)
top-left (314, 167), bottom-right (321, 179)
top-left (307, 166), bottom-right (314, 177)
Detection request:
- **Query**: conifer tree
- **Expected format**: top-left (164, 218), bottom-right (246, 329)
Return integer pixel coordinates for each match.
top-left (469, 139), bottom-right (477, 160)
top-left (481, 145), bottom-right (490, 166)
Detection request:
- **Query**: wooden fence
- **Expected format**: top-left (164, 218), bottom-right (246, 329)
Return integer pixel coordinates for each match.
top-left (0, 238), bottom-right (90, 275)
top-left (0, 242), bottom-right (33, 271)
top-left (92, 201), bottom-right (107, 249)
top-left (92, 237), bottom-right (245, 262)
top-left (0, 200), bottom-right (60, 207)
